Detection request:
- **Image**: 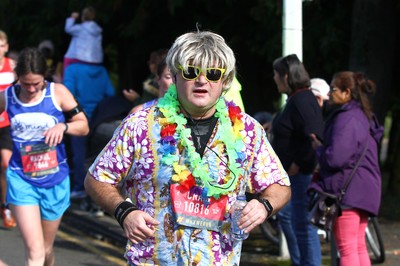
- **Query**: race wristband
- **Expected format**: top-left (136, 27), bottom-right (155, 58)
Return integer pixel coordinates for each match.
top-left (63, 122), bottom-right (68, 134)
top-left (114, 200), bottom-right (138, 228)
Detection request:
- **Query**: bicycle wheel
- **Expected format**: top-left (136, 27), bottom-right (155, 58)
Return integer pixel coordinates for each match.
top-left (259, 215), bottom-right (280, 245)
top-left (366, 217), bottom-right (385, 264)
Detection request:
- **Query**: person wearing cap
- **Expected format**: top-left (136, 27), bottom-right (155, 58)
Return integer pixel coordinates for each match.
top-left (310, 78), bottom-right (329, 108)
top-left (310, 77), bottom-right (338, 120)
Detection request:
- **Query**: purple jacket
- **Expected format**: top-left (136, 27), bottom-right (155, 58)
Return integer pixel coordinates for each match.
top-left (310, 100), bottom-right (384, 216)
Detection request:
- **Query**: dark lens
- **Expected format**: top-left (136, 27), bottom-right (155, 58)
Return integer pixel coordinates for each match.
top-left (182, 66), bottom-right (199, 80)
top-left (206, 68), bottom-right (222, 81)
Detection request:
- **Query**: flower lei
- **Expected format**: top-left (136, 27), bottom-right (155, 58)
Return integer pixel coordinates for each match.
top-left (157, 84), bottom-right (246, 201)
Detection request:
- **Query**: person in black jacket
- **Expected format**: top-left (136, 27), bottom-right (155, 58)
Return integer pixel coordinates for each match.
top-left (271, 54), bottom-right (324, 266)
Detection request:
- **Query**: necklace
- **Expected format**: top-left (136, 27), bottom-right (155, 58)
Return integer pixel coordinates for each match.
top-left (157, 84), bottom-right (246, 200)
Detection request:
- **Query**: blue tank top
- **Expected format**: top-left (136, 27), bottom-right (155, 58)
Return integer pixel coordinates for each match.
top-left (6, 82), bottom-right (69, 188)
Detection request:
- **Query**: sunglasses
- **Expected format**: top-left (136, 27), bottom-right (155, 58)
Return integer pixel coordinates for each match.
top-left (329, 86), bottom-right (339, 92)
top-left (178, 65), bottom-right (226, 82)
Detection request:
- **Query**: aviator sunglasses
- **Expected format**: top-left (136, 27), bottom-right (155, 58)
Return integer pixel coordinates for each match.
top-left (178, 65), bottom-right (226, 82)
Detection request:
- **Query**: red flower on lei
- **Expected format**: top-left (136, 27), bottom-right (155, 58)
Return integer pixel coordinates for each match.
top-left (161, 124), bottom-right (177, 137)
top-left (227, 102), bottom-right (243, 124)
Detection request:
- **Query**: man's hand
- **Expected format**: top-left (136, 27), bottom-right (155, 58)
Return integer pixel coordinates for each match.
top-left (70, 12), bottom-right (79, 19)
top-left (230, 199), bottom-right (268, 234)
top-left (123, 210), bottom-right (160, 244)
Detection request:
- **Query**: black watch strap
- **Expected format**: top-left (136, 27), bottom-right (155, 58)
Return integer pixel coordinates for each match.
top-left (258, 198), bottom-right (273, 219)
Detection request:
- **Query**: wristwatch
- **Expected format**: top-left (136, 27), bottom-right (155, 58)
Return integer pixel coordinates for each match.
top-left (258, 198), bottom-right (273, 219)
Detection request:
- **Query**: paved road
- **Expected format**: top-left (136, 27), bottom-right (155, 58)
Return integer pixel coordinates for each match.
top-left (0, 219), bottom-right (125, 266)
top-left (63, 201), bottom-right (400, 265)
top-left (2, 201), bottom-right (399, 265)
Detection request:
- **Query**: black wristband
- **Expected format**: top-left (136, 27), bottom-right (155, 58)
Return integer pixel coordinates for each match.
top-left (63, 122), bottom-right (68, 134)
top-left (258, 198), bottom-right (274, 219)
top-left (114, 201), bottom-right (138, 228)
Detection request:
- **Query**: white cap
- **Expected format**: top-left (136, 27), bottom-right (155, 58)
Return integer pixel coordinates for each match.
top-left (38, 40), bottom-right (54, 52)
top-left (310, 78), bottom-right (329, 100)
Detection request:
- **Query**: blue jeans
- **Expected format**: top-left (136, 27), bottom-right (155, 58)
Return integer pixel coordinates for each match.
top-left (290, 173), bottom-right (321, 266)
top-left (70, 135), bottom-right (88, 191)
top-left (277, 202), bottom-right (300, 266)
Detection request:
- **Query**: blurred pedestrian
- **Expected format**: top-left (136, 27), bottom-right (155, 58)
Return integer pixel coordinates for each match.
top-left (310, 71), bottom-right (383, 266)
top-left (38, 40), bottom-right (63, 83)
top-left (0, 47), bottom-right (89, 265)
top-left (129, 58), bottom-right (173, 114)
top-left (122, 48), bottom-right (168, 105)
top-left (310, 78), bottom-right (329, 108)
top-left (0, 30), bottom-right (16, 228)
top-left (253, 111), bottom-right (273, 137)
top-left (271, 54), bottom-right (324, 266)
top-left (85, 30), bottom-right (291, 265)
top-left (224, 76), bottom-right (245, 111)
top-left (63, 6), bottom-right (103, 72)
top-left (63, 62), bottom-right (115, 199)
top-left (63, 5), bottom-right (113, 199)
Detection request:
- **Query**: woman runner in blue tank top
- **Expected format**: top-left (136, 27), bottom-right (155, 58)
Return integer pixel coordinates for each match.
top-left (0, 47), bottom-right (89, 266)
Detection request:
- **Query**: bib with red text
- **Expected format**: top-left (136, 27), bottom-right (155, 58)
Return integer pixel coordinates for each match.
top-left (20, 143), bottom-right (59, 178)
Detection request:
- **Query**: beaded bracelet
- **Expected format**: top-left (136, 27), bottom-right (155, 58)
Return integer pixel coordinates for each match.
top-left (114, 200), bottom-right (138, 228)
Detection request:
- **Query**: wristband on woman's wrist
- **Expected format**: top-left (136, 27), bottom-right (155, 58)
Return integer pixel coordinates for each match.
top-left (63, 122), bottom-right (68, 134)
top-left (114, 200), bottom-right (138, 228)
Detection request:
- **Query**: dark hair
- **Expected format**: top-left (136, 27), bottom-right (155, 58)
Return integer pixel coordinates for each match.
top-left (332, 71), bottom-right (376, 119)
top-left (272, 54), bottom-right (310, 92)
top-left (82, 6), bottom-right (96, 21)
top-left (156, 58), bottom-right (168, 77)
top-left (15, 47), bottom-right (47, 77)
top-left (148, 48), bottom-right (169, 65)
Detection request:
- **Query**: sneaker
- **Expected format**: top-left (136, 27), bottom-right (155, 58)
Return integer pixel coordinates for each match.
top-left (90, 203), bottom-right (104, 217)
top-left (70, 190), bottom-right (87, 199)
top-left (2, 208), bottom-right (16, 228)
top-left (90, 207), bottom-right (105, 218)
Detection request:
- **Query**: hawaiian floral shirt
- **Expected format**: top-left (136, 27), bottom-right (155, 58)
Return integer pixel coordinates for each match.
top-left (89, 102), bottom-right (290, 266)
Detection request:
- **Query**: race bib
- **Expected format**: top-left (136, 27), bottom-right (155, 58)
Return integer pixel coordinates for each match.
top-left (170, 183), bottom-right (228, 231)
top-left (20, 143), bottom-right (59, 178)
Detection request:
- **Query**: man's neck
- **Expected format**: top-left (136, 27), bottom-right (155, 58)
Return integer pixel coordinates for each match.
top-left (180, 106), bottom-right (216, 120)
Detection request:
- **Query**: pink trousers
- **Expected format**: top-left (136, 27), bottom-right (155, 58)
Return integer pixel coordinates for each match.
top-left (333, 208), bottom-right (370, 266)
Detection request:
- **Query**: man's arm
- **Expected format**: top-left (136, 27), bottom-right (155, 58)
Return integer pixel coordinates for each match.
top-left (84, 174), bottom-right (124, 215)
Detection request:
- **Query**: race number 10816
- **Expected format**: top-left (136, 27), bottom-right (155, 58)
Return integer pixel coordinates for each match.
top-left (183, 201), bottom-right (210, 215)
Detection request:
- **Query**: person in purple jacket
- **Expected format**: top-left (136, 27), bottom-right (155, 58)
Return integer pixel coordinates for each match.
top-left (310, 71), bottom-right (384, 266)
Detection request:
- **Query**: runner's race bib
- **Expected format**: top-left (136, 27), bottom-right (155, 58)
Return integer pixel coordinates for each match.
top-left (170, 183), bottom-right (227, 231)
top-left (20, 143), bottom-right (59, 178)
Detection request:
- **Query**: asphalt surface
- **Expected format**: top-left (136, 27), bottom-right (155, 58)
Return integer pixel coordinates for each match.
top-left (64, 199), bottom-right (400, 265)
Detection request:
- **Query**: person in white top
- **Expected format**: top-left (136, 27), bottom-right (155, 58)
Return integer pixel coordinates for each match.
top-left (63, 6), bottom-right (103, 72)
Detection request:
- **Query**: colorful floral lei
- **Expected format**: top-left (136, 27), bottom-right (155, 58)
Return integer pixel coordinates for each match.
top-left (157, 84), bottom-right (246, 201)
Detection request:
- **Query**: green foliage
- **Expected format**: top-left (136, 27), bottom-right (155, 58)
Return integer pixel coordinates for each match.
top-left (0, 0), bottom-right (364, 114)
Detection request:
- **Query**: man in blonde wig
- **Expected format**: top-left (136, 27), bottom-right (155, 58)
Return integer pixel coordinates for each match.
top-left (85, 30), bottom-right (291, 265)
